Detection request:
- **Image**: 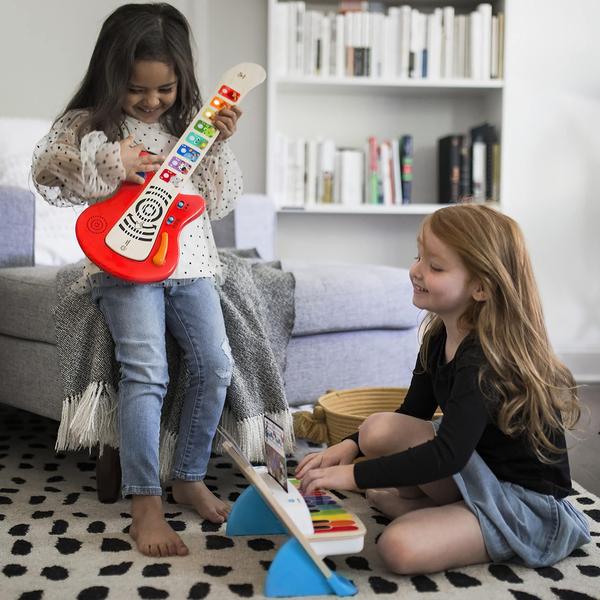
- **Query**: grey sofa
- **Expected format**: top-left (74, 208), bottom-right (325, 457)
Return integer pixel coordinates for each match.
top-left (0, 184), bottom-right (419, 425)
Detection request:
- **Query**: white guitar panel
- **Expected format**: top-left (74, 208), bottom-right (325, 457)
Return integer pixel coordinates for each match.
top-left (105, 63), bottom-right (267, 261)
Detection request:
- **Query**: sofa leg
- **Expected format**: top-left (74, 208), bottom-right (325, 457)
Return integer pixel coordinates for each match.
top-left (96, 445), bottom-right (121, 503)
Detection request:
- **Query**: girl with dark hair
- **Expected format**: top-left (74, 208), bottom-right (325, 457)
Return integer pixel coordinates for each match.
top-left (32, 3), bottom-right (243, 557)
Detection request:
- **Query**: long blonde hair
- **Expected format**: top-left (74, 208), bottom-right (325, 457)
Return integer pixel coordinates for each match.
top-left (419, 204), bottom-right (579, 462)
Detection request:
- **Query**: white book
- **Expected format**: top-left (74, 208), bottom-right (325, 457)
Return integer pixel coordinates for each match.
top-left (491, 15), bottom-right (498, 79)
top-left (335, 14), bottom-right (345, 77)
top-left (427, 10), bottom-right (442, 80)
top-left (340, 150), bottom-right (364, 207)
top-left (344, 12), bottom-right (354, 77)
top-left (472, 136), bottom-right (486, 203)
top-left (391, 138), bottom-right (402, 205)
top-left (318, 139), bottom-right (336, 203)
top-left (333, 151), bottom-right (342, 204)
top-left (410, 9), bottom-right (422, 79)
top-left (464, 15), bottom-right (471, 78)
top-left (370, 12), bottom-right (384, 78)
top-left (470, 10), bottom-right (483, 80)
top-left (305, 139), bottom-right (318, 206)
top-left (399, 6), bottom-right (411, 79)
top-left (362, 11), bottom-right (371, 77)
top-left (456, 15), bottom-right (467, 79)
top-left (286, 2), bottom-right (297, 75)
top-left (478, 3), bottom-right (492, 80)
top-left (295, 138), bottom-right (306, 207)
top-left (296, 2), bottom-right (306, 76)
top-left (379, 141), bottom-right (392, 205)
top-left (387, 7), bottom-right (400, 78)
top-left (321, 14), bottom-right (331, 77)
top-left (442, 6), bottom-right (455, 79)
top-left (274, 3), bottom-right (289, 77)
top-left (381, 15), bottom-right (392, 79)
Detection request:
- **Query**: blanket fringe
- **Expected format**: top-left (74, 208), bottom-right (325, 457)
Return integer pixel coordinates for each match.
top-left (55, 387), bottom-right (295, 473)
top-left (55, 382), bottom-right (119, 452)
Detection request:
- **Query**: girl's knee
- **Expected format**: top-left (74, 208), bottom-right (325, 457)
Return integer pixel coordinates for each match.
top-left (377, 525), bottom-right (422, 575)
top-left (358, 412), bottom-right (398, 456)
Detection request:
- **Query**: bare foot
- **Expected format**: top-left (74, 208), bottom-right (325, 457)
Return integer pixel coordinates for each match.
top-left (366, 488), bottom-right (436, 519)
top-left (172, 480), bottom-right (230, 524)
top-left (129, 495), bottom-right (189, 557)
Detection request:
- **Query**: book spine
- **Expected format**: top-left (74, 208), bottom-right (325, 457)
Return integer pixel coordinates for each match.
top-left (400, 135), bottom-right (413, 204)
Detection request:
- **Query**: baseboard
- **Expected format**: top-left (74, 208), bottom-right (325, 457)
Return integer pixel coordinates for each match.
top-left (558, 351), bottom-right (600, 383)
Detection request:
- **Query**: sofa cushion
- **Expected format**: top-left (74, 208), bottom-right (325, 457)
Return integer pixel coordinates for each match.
top-left (286, 262), bottom-right (419, 336)
top-left (0, 266), bottom-right (58, 344)
top-left (0, 186), bottom-right (35, 267)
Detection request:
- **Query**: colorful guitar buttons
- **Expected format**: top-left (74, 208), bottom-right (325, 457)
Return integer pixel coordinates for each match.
top-left (218, 85), bottom-right (240, 102)
top-left (210, 96), bottom-right (231, 111)
top-left (194, 120), bottom-right (217, 137)
top-left (159, 168), bottom-right (176, 183)
top-left (202, 107), bottom-right (217, 121)
top-left (168, 156), bottom-right (192, 175)
top-left (186, 132), bottom-right (208, 149)
top-left (177, 144), bottom-right (200, 163)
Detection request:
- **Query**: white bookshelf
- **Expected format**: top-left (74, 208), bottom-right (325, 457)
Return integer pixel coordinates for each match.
top-left (266, 0), bottom-right (506, 263)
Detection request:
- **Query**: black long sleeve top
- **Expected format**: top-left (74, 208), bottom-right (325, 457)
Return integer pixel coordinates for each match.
top-left (348, 330), bottom-right (572, 499)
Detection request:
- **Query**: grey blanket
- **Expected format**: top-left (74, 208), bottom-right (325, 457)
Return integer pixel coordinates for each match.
top-left (53, 250), bottom-right (295, 475)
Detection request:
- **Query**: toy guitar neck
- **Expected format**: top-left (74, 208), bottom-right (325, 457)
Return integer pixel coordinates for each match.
top-left (76, 62), bottom-right (266, 283)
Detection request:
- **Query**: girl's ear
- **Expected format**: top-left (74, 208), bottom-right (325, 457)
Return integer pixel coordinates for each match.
top-left (472, 282), bottom-right (487, 302)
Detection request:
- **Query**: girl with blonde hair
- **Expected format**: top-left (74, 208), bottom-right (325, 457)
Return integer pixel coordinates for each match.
top-left (297, 204), bottom-right (590, 574)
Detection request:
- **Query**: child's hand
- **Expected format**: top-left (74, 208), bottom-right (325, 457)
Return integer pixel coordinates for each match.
top-left (213, 106), bottom-right (242, 141)
top-left (119, 135), bottom-right (164, 184)
top-left (295, 439), bottom-right (359, 480)
top-left (299, 464), bottom-right (358, 495)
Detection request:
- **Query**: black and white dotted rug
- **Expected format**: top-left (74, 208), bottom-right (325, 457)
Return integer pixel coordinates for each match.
top-left (1, 403), bottom-right (599, 600)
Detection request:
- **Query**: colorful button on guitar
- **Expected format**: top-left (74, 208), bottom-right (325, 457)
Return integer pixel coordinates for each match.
top-left (168, 156), bottom-right (192, 175)
top-left (218, 85), bottom-right (240, 102)
top-left (210, 96), bottom-right (231, 111)
top-left (159, 168), bottom-right (176, 183)
top-left (186, 132), bottom-right (208, 149)
top-left (194, 120), bottom-right (217, 137)
top-left (176, 144), bottom-right (200, 163)
top-left (202, 108), bottom-right (217, 121)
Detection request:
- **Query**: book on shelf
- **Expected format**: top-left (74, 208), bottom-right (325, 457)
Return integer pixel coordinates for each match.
top-left (275, 135), bottom-right (412, 209)
top-left (436, 123), bottom-right (500, 204)
top-left (400, 135), bottom-right (413, 204)
top-left (273, 1), bottom-right (503, 82)
top-left (438, 134), bottom-right (463, 204)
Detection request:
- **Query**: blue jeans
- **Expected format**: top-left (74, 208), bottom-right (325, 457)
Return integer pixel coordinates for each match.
top-left (91, 278), bottom-right (233, 496)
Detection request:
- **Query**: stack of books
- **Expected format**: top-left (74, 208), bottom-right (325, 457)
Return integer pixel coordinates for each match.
top-left (272, 134), bottom-right (415, 209)
top-left (437, 123), bottom-right (499, 204)
top-left (273, 2), bottom-right (504, 80)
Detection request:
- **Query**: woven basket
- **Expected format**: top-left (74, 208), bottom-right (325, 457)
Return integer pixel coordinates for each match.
top-left (293, 387), bottom-right (409, 446)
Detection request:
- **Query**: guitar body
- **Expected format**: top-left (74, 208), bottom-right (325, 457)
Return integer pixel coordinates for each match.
top-left (75, 62), bottom-right (266, 284)
top-left (75, 171), bottom-right (205, 283)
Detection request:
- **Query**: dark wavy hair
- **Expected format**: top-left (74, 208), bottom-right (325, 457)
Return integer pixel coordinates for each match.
top-left (58, 3), bottom-right (201, 141)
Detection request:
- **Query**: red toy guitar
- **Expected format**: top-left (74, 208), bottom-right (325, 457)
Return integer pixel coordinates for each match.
top-left (75, 62), bottom-right (266, 283)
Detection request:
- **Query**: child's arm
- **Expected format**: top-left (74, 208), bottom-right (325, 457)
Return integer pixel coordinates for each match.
top-left (32, 110), bottom-right (125, 206)
top-left (189, 140), bottom-right (243, 221)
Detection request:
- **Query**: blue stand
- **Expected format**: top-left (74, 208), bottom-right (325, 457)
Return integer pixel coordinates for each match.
top-left (227, 484), bottom-right (357, 597)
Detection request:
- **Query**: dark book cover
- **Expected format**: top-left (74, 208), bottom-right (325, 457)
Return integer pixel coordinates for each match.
top-left (400, 135), bottom-right (413, 204)
top-left (438, 135), bottom-right (463, 203)
top-left (459, 135), bottom-right (471, 198)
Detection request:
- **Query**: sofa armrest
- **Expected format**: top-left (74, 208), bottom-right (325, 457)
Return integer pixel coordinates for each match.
top-left (0, 186), bottom-right (35, 267)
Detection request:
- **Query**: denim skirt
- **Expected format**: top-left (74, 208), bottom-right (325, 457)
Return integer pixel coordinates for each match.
top-left (431, 419), bottom-right (591, 567)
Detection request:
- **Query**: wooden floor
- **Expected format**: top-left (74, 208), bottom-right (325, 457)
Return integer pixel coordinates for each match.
top-left (568, 382), bottom-right (600, 496)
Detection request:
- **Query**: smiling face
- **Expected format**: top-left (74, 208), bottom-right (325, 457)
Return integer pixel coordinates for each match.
top-left (122, 60), bottom-right (178, 123)
top-left (409, 223), bottom-right (482, 325)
